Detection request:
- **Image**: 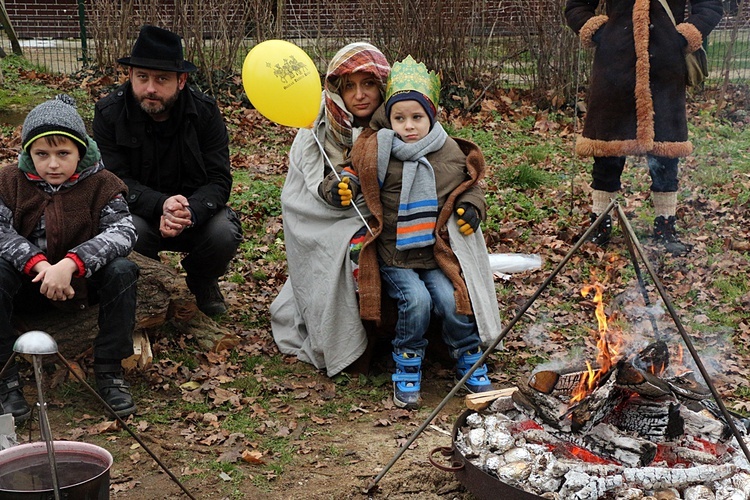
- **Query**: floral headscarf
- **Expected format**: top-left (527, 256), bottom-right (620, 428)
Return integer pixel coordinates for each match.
top-left (324, 42), bottom-right (390, 152)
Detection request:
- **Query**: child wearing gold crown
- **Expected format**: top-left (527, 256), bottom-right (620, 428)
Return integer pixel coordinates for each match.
top-left (321, 56), bottom-right (502, 410)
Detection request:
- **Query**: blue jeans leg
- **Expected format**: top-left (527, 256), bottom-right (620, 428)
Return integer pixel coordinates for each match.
top-left (380, 266), bottom-right (481, 359)
top-left (420, 268), bottom-right (481, 359)
top-left (380, 266), bottom-right (431, 358)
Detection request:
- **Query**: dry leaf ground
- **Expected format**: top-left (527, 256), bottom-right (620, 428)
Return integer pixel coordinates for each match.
top-left (2, 65), bottom-right (750, 499)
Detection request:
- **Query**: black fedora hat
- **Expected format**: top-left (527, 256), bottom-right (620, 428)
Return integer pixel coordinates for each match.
top-left (118, 25), bottom-right (197, 73)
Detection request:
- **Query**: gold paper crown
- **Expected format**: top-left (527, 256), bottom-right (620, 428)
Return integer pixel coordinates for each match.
top-left (385, 55), bottom-right (441, 111)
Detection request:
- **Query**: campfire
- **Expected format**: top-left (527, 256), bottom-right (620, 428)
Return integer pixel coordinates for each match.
top-left (455, 283), bottom-right (750, 499)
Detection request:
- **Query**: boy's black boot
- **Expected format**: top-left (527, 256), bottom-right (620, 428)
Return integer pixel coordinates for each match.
top-left (585, 212), bottom-right (612, 246)
top-left (0, 363), bottom-right (31, 423)
top-left (186, 276), bottom-right (227, 316)
top-left (653, 216), bottom-right (691, 256)
top-left (94, 363), bottom-right (136, 418)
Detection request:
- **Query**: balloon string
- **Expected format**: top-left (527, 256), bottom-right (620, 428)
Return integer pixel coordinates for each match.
top-left (311, 131), bottom-right (375, 236)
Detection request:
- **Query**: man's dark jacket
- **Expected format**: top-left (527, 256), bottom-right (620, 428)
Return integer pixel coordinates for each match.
top-left (93, 82), bottom-right (232, 227)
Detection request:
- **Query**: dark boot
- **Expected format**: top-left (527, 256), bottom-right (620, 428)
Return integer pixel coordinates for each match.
top-left (186, 276), bottom-right (227, 316)
top-left (0, 363), bottom-right (31, 424)
top-left (653, 216), bottom-right (692, 256)
top-left (586, 212), bottom-right (612, 246)
top-left (94, 363), bottom-right (136, 418)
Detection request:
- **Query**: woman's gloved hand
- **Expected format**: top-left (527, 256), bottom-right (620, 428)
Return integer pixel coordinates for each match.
top-left (456, 202), bottom-right (480, 236)
top-left (331, 177), bottom-right (353, 207)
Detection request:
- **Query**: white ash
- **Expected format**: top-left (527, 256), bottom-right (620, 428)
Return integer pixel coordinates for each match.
top-left (714, 471), bottom-right (750, 499)
top-left (455, 408), bottom-right (750, 499)
top-left (558, 469), bottom-right (624, 499)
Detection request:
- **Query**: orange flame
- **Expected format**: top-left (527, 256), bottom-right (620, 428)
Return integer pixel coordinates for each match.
top-left (570, 283), bottom-right (622, 404)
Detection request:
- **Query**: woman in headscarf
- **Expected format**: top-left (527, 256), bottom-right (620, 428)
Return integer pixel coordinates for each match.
top-left (271, 43), bottom-right (390, 377)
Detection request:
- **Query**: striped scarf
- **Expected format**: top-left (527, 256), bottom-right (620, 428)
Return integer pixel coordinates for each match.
top-left (324, 43), bottom-right (390, 153)
top-left (376, 122), bottom-right (448, 251)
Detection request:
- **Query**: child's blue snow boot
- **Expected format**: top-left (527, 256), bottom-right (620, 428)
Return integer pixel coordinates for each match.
top-left (392, 352), bottom-right (422, 410)
top-left (456, 348), bottom-right (494, 393)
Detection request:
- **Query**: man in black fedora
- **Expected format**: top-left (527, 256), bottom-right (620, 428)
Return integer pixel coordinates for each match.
top-left (94, 25), bottom-right (242, 316)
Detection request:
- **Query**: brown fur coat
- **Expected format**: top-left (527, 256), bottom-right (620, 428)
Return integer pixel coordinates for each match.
top-left (565, 0), bottom-right (723, 158)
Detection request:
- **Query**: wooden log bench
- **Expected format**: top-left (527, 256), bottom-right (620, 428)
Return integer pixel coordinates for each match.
top-left (11, 252), bottom-right (239, 371)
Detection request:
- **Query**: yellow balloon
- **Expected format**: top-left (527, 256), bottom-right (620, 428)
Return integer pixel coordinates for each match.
top-left (242, 40), bottom-right (321, 128)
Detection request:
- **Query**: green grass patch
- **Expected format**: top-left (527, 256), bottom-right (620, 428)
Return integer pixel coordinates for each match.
top-left (0, 55), bottom-right (93, 123)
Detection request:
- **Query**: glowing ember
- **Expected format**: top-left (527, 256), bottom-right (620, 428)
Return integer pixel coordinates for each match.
top-left (570, 283), bottom-right (622, 404)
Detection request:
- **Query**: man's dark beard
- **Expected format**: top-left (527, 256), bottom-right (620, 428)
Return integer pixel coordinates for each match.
top-left (138, 90), bottom-right (180, 116)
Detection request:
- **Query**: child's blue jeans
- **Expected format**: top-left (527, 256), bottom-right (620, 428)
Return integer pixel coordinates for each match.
top-left (379, 265), bottom-right (481, 360)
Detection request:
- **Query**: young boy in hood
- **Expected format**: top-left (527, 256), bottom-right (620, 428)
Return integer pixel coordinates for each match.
top-left (321, 57), bottom-right (498, 410)
top-left (0, 94), bottom-right (139, 422)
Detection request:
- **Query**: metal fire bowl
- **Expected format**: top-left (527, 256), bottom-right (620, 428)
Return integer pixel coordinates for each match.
top-left (429, 409), bottom-right (544, 500)
top-left (13, 330), bottom-right (58, 356)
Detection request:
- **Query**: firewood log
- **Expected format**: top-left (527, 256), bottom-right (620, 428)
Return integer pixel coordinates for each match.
top-left (558, 469), bottom-right (624, 499)
top-left (566, 423), bottom-right (658, 467)
top-left (604, 394), bottom-right (684, 441)
top-left (527, 367), bottom-right (590, 397)
top-left (568, 369), bottom-right (627, 433)
top-left (621, 463), bottom-right (736, 490)
top-left (516, 381), bottom-right (572, 431)
top-left (464, 387), bottom-right (517, 411)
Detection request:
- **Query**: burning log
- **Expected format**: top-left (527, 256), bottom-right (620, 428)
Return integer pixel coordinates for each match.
top-left (515, 382), bottom-right (572, 431)
top-left (567, 368), bottom-right (627, 433)
top-left (528, 367), bottom-right (591, 397)
top-left (615, 359), bottom-right (672, 398)
top-left (621, 463), bottom-right (737, 490)
top-left (604, 394), bottom-right (684, 441)
top-left (665, 371), bottom-right (711, 401)
top-left (663, 445), bottom-right (727, 465)
top-left (547, 458), bottom-right (623, 479)
top-left (630, 339), bottom-right (669, 374)
top-left (689, 398), bottom-right (750, 437)
top-left (567, 423), bottom-right (657, 467)
top-left (681, 403), bottom-right (734, 442)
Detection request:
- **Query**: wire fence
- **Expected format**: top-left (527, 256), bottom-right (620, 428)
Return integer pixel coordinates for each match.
top-left (1, 0), bottom-right (749, 93)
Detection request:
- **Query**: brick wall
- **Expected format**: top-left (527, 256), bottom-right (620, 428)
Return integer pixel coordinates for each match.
top-left (5, 0), bottom-right (83, 39)
top-left (4, 1), bottom-right (740, 40)
top-left (5, 0), bottom-right (538, 40)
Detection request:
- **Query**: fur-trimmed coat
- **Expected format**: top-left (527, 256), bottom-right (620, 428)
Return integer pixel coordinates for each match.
top-left (565, 0), bottom-right (723, 158)
top-left (349, 124), bottom-right (487, 322)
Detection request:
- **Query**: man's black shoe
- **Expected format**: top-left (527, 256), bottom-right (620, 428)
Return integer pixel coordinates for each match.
top-left (186, 277), bottom-right (227, 316)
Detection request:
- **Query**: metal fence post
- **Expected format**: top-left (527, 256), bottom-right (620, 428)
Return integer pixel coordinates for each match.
top-left (77, 0), bottom-right (88, 66)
